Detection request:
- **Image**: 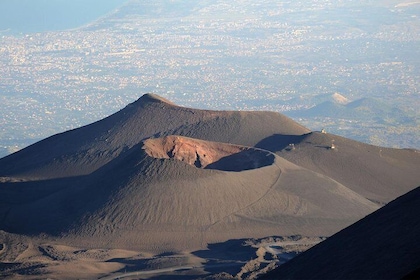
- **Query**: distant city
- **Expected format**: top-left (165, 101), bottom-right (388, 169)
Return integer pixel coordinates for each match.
top-left (1, 0), bottom-right (419, 158)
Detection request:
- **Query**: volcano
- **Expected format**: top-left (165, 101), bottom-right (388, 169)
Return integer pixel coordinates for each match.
top-left (0, 94), bottom-right (419, 279)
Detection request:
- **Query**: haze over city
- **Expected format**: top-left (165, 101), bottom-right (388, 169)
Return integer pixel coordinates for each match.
top-left (0, 0), bottom-right (419, 158)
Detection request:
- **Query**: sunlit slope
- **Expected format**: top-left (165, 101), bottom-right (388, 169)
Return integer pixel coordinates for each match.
top-left (0, 94), bottom-right (418, 253)
top-left (0, 137), bottom-right (377, 252)
top-left (261, 132), bottom-right (420, 204)
top-left (0, 94), bottom-right (309, 180)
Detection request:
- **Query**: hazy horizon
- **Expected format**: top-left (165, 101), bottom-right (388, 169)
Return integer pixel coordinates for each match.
top-left (0, 0), bottom-right (419, 158)
top-left (0, 0), bottom-right (128, 34)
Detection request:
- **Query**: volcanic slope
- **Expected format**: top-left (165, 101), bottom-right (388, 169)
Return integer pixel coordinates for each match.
top-left (260, 186), bottom-right (420, 280)
top-left (0, 93), bottom-right (309, 180)
top-left (1, 94), bottom-right (418, 207)
top-left (0, 136), bottom-right (378, 253)
top-left (257, 132), bottom-right (420, 204)
top-left (1, 94), bottom-right (419, 278)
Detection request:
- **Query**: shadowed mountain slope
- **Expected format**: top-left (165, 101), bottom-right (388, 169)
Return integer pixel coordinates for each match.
top-left (0, 94), bottom-right (419, 253)
top-left (0, 136), bottom-right (378, 252)
top-left (0, 94), bottom-right (419, 280)
top-left (259, 132), bottom-right (420, 204)
top-left (0, 94), bottom-right (309, 180)
top-left (261, 186), bottom-right (420, 280)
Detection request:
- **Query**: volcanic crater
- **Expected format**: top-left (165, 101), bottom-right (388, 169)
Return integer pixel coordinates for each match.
top-left (143, 135), bottom-right (275, 171)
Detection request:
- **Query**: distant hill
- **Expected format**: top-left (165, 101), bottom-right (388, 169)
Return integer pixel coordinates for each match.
top-left (288, 97), bottom-right (415, 125)
top-left (260, 186), bottom-right (420, 280)
top-left (262, 132), bottom-right (420, 204)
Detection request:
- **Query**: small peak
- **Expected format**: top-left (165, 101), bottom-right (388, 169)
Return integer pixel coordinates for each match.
top-left (331, 92), bottom-right (350, 104)
top-left (138, 93), bottom-right (176, 106)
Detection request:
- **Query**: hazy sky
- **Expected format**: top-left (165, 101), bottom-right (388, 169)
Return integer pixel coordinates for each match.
top-left (0, 0), bottom-right (128, 33)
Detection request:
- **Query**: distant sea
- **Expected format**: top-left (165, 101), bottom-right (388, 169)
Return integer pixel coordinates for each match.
top-left (0, 0), bottom-right (128, 35)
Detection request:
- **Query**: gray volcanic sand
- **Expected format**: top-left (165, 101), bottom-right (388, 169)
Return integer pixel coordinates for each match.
top-left (261, 186), bottom-right (420, 280)
top-left (0, 94), bottom-right (419, 279)
top-left (259, 132), bottom-right (420, 204)
top-left (1, 136), bottom-right (377, 251)
top-left (0, 93), bottom-right (309, 180)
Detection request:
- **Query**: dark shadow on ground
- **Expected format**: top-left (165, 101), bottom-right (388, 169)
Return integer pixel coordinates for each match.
top-left (106, 257), bottom-right (149, 273)
top-left (193, 239), bottom-right (255, 261)
top-left (0, 262), bottom-right (46, 277)
top-left (192, 238), bottom-right (257, 276)
top-left (147, 272), bottom-right (205, 280)
top-left (0, 175), bottom-right (89, 236)
top-left (205, 149), bottom-right (275, 172)
top-left (403, 266), bottom-right (420, 280)
top-left (255, 134), bottom-right (308, 153)
top-left (108, 253), bottom-right (191, 275)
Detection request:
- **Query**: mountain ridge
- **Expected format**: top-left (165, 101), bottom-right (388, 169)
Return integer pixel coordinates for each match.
top-left (0, 135), bottom-right (379, 252)
top-left (288, 97), bottom-right (415, 125)
top-left (0, 94), bottom-right (419, 278)
top-left (0, 93), bottom-right (309, 180)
